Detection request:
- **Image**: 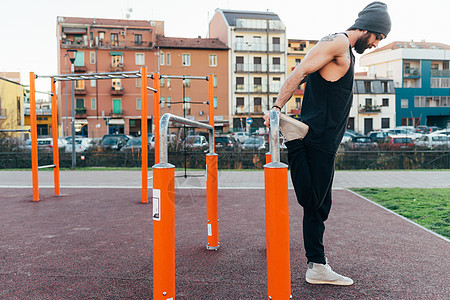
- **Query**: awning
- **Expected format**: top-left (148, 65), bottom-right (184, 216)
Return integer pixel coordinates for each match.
top-left (109, 51), bottom-right (123, 56)
top-left (63, 27), bottom-right (87, 34)
top-left (74, 119), bottom-right (88, 124)
top-left (108, 119), bottom-right (125, 125)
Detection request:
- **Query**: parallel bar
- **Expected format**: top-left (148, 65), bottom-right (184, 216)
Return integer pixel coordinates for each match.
top-left (29, 72), bottom-right (39, 201)
top-left (38, 164), bottom-right (56, 169)
top-left (269, 109), bottom-right (280, 163)
top-left (159, 113), bottom-right (214, 164)
top-left (146, 86), bottom-right (157, 92)
top-left (208, 74), bottom-right (215, 151)
top-left (206, 154), bottom-right (219, 250)
top-left (50, 79), bottom-right (60, 196)
top-left (0, 129), bottom-right (31, 132)
top-left (160, 75), bottom-right (208, 80)
top-left (153, 73), bottom-right (160, 165)
top-left (141, 66), bottom-right (148, 204)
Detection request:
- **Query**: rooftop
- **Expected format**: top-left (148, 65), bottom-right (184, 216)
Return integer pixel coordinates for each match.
top-left (370, 40), bottom-right (450, 54)
top-left (156, 36), bottom-right (228, 50)
top-left (217, 9), bottom-right (281, 26)
top-left (57, 16), bottom-right (155, 28)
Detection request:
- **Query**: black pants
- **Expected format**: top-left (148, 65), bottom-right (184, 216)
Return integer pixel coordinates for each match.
top-left (286, 139), bottom-right (335, 265)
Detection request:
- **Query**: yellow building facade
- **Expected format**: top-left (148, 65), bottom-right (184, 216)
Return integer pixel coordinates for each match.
top-left (0, 77), bottom-right (28, 138)
top-left (286, 39), bottom-right (318, 116)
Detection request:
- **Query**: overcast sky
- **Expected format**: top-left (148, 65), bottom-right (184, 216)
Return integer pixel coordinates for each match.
top-left (1, 0), bottom-right (449, 92)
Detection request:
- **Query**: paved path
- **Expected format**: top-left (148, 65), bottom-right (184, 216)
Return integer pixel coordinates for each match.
top-left (0, 170), bottom-right (449, 189)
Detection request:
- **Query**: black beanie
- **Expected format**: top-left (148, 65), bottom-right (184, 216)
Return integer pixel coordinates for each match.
top-left (348, 1), bottom-right (391, 37)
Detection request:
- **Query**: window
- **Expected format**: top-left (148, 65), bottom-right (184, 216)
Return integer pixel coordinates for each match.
top-left (91, 98), bottom-right (96, 110)
top-left (184, 97), bottom-right (191, 114)
top-left (364, 81), bottom-right (371, 93)
top-left (365, 98), bottom-right (373, 107)
top-left (295, 58), bottom-right (301, 66)
top-left (166, 53), bottom-right (171, 65)
top-left (90, 51), bottom-right (96, 64)
top-left (166, 78), bottom-right (171, 88)
top-left (112, 79), bottom-right (122, 91)
top-left (183, 78), bottom-right (191, 87)
top-left (254, 77), bottom-right (262, 92)
top-left (214, 97), bottom-right (218, 108)
top-left (136, 98), bottom-right (141, 110)
top-left (135, 53), bottom-right (145, 65)
top-left (111, 55), bottom-right (123, 67)
top-left (76, 98), bottom-right (85, 109)
top-left (401, 99), bottom-right (409, 108)
top-left (111, 33), bottom-right (119, 46)
top-left (254, 57), bottom-right (262, 71)
top-left (236, 77), bottom-right (244, 90)
top-left (90, 79), bottom-right (96, 87)
top-left (182, 54), bottom-right (190, 66)
top-left (160, 78), bottom-right (165, 87)
top-left (209, 54), bottom-right (217, 66)
top-left (254, 97), bottom-right (262, 113)
top-left (167, 97), bottom-right (171, 108)
top-left (134, 34), bottom-right (142, 45)
top-left (74, 51), bottom-right (84, 67)
top-left (382, 98), bottom-right (389, 107)
top-left (382, 81), bottom-right (389, 93)
top-left (160, 52), bottom-right (165, 65)
top-left (236, 56), bottom-right (244, 71)
top-left (99, 32), bottom-right (105, 40)
top-left (295, 97), bottom-right (302, 109)
top-left (213, 75), bottom-right (217, 88)
top-left (272, 57), bottom-right (281, 71)
top-left (75, 80), bottom-right (84, 90)
top-left (415, 96), bottom-right (450, 107)
top-left (136, 78), bottom-right (141, 88)
top-left (160, 97), bottom-right (165, 108)
top-left (272, 37), bottom-right (280, 51)
top-left (236, 97), bottom-right (245, 111)
top-left (112, 99), bottom-right (122, 114)
top-left (381, 118), bottom-right (390, 129)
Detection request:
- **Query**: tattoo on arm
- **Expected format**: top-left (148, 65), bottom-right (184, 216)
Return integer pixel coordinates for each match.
top-left (320, 34), bottom-right (338, 42)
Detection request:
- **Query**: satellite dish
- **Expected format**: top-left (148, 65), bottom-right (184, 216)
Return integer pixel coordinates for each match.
top-left (126, 13), bottom-right (131, 19)
top-left (128, 8), bottom-right (133, 13)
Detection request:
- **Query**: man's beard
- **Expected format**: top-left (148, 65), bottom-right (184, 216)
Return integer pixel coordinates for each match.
top-left (354, 33), bottom-right (372, 54)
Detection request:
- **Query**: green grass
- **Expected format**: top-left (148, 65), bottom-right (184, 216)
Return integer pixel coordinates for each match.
top-left (352, 188), bottom-right (449, 239)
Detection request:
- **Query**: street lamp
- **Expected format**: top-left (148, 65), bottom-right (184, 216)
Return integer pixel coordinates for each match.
top-left (246, 42), bottom-right (251, 135)
top-left (67, 49), bottom-right (78, 169)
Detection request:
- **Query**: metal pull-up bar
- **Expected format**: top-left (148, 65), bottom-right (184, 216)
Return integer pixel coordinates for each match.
top-left (152, 113), bottom-right (218, 299)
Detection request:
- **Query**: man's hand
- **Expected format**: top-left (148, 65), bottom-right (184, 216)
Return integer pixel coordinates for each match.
top-left (264, 107), bottom-right (281, 128)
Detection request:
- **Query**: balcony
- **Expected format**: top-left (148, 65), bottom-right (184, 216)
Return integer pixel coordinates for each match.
top-left (24, 108), bottom-right (52, 116)
top-left (75, 107), bottom-right (87, 117)
top-left (74, 65), bottom-right (87, 72)
top-left (110, 109), bottom-right (124, 118)
top-left (290, 108), bottom-right (301, 115)
top-left (0, 108), bottom-right (6, 119)
top-left (234, 84), bottom-right (282, 94)
top-left (234, 63), bottom-right (285, 73)
top-left (431, 69), bottom-right (450, 77)
top-left (110, 63), bottom-right (125, 72)
top-left (234, 43), bottom-right (285, 52)
top-left (111, 87), bottom-right (124, 95)
top-left (74, 88), bottom-right (87, 95)
top-left (234, 19), bottom-right (285, 31)
top-left (403, 68), bottom-right (421, 77)
top-left (359, 105), bottom-right (381, 114)
top-left (61, 39), bottom-right (153, 49)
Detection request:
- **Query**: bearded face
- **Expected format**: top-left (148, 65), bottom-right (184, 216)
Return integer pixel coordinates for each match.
top-left (354, 32), bottom-right (372, 54)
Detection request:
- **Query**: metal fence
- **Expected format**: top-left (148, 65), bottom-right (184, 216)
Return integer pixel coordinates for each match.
top-left (1, 150), bottom-right (449, 170)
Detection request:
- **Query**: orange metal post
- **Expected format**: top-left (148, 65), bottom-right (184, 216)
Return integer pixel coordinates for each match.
top-left (206, 154), bottom-right (219, 250)
top-left (265, 152), bottom-right (271, 164)
top-left (51, 79), bottom-right (60, 196)
top-left (264, 163), bottom-right (291, 299)
top-left (153, 164), bottom-right (175, 300)
top-left (30, 72), bottom-right (39, 202)
top-left (141, 66), bottom-right (148, 204)
top-left (153, 72), bottom-right (160, 165)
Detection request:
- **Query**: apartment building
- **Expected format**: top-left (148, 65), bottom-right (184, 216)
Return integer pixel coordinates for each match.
top-left (156, 36), bottom-right (229, 132)
top-left (285, 39), bottom-right (318, 116)
top-left (209, 9), bottom-right (287, 132)
top-left (360, 41), bottom-right (450, 128)
top-left (57, 17), bottom-right (163, 138)
top-left (348, 75), bottom-right (396, 134)
top-left (0, 76), bottom-right (28, 138)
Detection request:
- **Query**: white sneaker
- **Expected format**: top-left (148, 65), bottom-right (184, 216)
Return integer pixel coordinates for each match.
top-left (305, 261), bottom-right (354, 286)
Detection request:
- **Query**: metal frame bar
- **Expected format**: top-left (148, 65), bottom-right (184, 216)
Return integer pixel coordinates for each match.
top-left (269, 108), bottom-right (280, 163)
top-left (159, 113), bottom-right (214, 164)
top-left (160, 75), bottom-right (208, 80)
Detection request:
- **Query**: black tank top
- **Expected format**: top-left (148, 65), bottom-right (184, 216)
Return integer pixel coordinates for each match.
top-left (300, 33), bottom-right (354, 154)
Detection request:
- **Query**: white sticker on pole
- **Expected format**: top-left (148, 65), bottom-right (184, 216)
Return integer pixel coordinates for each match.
top-left (207, 224), bottom-right (212, 236)
top-left (153, 189), bottom-right (161, 221)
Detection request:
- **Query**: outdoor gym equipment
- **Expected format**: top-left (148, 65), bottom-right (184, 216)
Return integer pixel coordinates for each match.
top-left (152, 113), bottom-right (218, 300)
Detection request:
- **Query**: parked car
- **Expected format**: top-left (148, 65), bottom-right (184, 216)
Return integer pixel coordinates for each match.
top-left (432, 128), bottom-right (450, 136)
top-left (416, 125), bottom-right (441, 134)
top-left (24, 137), bottom-right (67, 152)
top-left (389, 127), bottom-right (422, 140)
top-left (368, 130), bottom-right (390, 143)
top-left (346, 136), bottom-right (378, 150)
top-left (416, 134), bottom-right (449, 149)
top-left (100, 136), bottom-right (128, 150)
top-left (121, 137), bottom-right (147, 151)
top-left (232, 131), bottom-right (250, 143)
top-left (341, 130), bottom-right (358, 144)
top-left (214, 135), bottom-right (236, 151)
top-left (241, 136), bottom-right (266, 151)
top-left (65, 137), bottom-right (93, 153)
top-left (380, 135), bottom-right (415, 150)
top-left (183, 135), bottom-right (209, 151)
top-left (101, 134), bottom-right (133, 143)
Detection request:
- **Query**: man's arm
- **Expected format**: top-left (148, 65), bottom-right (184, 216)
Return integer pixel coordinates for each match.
top-left (272, 34), bottom-right (349, 110)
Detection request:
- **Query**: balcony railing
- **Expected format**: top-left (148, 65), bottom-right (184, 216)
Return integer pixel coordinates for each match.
top-left (74, 65), bottom-right (87, 72)
top-left (235, 43), bottom-right (285, 52)
top-left (110, 64), bottom-right (125, 72)
top-left (24, 108), bottom-right (52, 116)
top-left (234, 84), bottom-right (282, 94)
top-left (431, 69), bottom-right (450, 77)
top-left (74, 88), bottom-right (87, 95)
top-left (111, 87), bottom-right (124, 95)
top-left (110, 109), bottom-right (124, 118)
top-left (359, 105), bottom-right (382, 113)
top-left (0, 108), bottom-right (6, 119)
top-left (75, 107), bottom-right (87, 116)
top-left (235, 63), bottom-right (285, 73)
top-left (235, 19), bottom-right (285, 31)
top-left (61, 39), bottom-right (153, 49)
top-left (404, 68), bottom-right (421, 77)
